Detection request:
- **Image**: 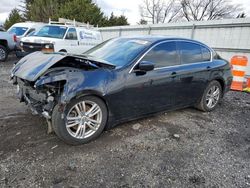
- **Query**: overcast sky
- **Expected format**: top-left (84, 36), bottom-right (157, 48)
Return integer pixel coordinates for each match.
top-left (0, 0), bottom-right (250, 25)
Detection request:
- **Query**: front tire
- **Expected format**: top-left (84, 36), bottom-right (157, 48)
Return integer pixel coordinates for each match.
top-left (52, 96), bottom-right (108, 145)
top-left (196, 80), bottom-right (222, 112)
top-left (0, 45), bottom-right (8, 62)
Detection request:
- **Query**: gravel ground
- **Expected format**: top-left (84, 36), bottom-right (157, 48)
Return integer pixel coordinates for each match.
top-left (0, 55), bottom-right (249, 188)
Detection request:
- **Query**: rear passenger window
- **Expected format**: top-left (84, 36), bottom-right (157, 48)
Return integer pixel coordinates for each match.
top-left (201, 46), bottom-right (211, 61)
top-left (177, 41), bottom-right (203, 64)
top-left (142, 41), bottom-right (179, 68)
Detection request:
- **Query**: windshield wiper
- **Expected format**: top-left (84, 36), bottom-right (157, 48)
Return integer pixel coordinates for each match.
top-left (74, 58), bottom-right (99, 69)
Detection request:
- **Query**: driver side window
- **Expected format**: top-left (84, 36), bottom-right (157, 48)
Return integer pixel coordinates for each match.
top-left (65, 28), bottom-right (78, 40)
top-left (142, 41), bottom-right (179, 68)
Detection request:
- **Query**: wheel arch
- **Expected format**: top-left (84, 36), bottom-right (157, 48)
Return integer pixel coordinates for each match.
top-left (213, 77), bottom-right (226, 95)
top-left (0, 39), bottom-right (8, 48)
top-left (75, 91), bottom-right (107, 105)
top-left (69, 90), bottom-right (110, 117)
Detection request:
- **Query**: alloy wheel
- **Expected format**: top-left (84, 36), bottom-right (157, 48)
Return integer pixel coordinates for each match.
top-left (205, 85), bottom-right (220, 109)
top-left (66, 100), bottom-right (102, 139)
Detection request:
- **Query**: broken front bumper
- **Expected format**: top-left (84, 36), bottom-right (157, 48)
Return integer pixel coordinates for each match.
top-left (16, 78), bottom-right (54, 119)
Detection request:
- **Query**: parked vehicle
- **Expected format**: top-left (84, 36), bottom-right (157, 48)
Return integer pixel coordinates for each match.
top-left (8, 22), bottom-right (45, 39)
top-left (0, 31), bottom-right (17, 61)
top-left (8, 22), bottom-right (45, 55)
top-left (11, 36), bottom-right (233, 145)
top-left (17, 18), bottom-right (102, 57)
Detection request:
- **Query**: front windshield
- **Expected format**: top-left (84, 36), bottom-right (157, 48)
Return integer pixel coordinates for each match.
top-left (35, 25), bottom-right (67, 39)
top-left (8, 27), bottom-right (28, 36)
top-left (84, 38), bottom-right (151, 68)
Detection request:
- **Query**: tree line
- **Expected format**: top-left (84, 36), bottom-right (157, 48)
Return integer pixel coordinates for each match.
top-left (4, 0), bottom-right (129, 29)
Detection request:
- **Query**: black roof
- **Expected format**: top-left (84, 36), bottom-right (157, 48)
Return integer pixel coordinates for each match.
top-left (119, 35), bottom-right (210, 49)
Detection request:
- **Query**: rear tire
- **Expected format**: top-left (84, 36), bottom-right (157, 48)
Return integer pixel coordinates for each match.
top-left (0, 45), bottom-right (8, 62)
top-left (196, 80), bottom-right (222, 112)
top-left (52, 96), bottom-right (108, 145)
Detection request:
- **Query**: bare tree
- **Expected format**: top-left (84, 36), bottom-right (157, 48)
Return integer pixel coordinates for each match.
top-left (139, 0), bottom-right (181, 24)
top-left (180, 0), bottom-right (242, 21)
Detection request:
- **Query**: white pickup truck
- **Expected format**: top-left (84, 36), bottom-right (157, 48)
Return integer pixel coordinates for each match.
top-left (0, 31), bottom-right (16, 62)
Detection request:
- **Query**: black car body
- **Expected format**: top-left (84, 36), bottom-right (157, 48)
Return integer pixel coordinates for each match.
top-left (11, 36), bottom-right (233, 144)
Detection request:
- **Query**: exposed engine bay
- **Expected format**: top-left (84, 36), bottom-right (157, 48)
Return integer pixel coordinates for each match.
top-left (11, 52), bottom-right (115, 133)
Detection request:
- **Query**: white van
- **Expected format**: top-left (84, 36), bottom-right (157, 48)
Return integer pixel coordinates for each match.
top-left (17, 19), bottom-right (102, 57)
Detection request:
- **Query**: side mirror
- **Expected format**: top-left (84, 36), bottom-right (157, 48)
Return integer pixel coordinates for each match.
top-left (138, 61), bottom-right (155, 72)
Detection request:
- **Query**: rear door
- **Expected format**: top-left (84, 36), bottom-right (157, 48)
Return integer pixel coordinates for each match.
top-left (175, 41), bottom-right (212, 106)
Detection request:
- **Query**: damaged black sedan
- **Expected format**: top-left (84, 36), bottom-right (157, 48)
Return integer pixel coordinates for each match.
top-left (11, 36), bottom-right (232, 145)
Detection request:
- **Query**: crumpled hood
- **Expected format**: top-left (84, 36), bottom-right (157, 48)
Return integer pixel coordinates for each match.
top-left (12, 52), bottom-right (66, 81)
top-left (12, 51), bottom-right (115, 82)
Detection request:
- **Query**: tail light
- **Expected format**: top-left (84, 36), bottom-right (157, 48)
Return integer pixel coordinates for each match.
top-left (13, 35), bottom-right (17, 42)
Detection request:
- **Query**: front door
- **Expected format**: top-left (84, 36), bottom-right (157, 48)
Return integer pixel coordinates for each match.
top-left (118, 41), bottom-right (182, 119)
